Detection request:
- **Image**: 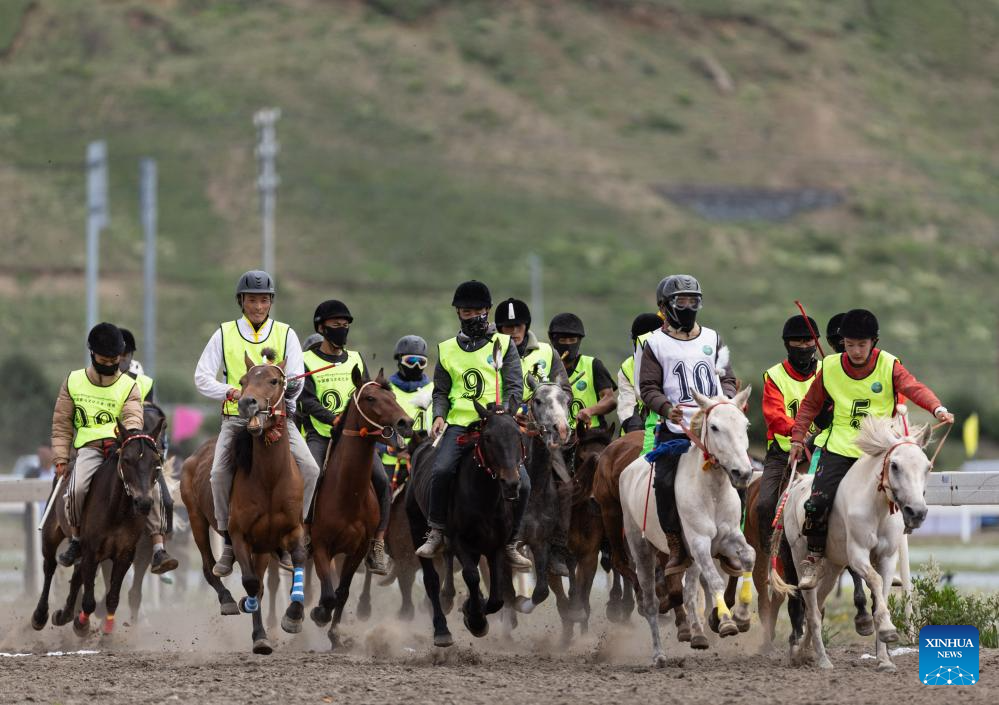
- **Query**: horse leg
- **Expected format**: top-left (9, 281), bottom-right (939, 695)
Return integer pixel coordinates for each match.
top-left (128, 537), bottom-right (152, 623)
top-left (802, 570), bottom-right (837, 669)
top-left (189, 512), bottom-right (238, 615)
top-left (440, 552), bottom-right (456, 615)
top-left (624, 528), bottom-right (666, 668)
top-left (327, 550), bottom-right (364, 650)
top-left (689, 536), bottom-right (738, 639)
top-left (280, 538), bottom-right (306, 634)
top-left (420, 556), bottom-right (453, 646)
top-left (733, 572), bottom-right (753, 633)
top-left (74, 553), bottom-right (100, 637)
top-left (606, 567), bottom-right (623, 622)
top-left (709, 574), bottom-right (739, 634)
top-left (309, 544), bottom-right (336, 626)
top-left (397, 560), bottom-right (416, 621)
top-left (527, 543), bottom-right (550, 609)
top-left (102, 553), bottom-right (133, 636)
top-left (32, 524), bottom-right (61, 630)
top-left (621, 571), bottom-right (636, 621)
top-left (682, 562), bottom-right (707, 649)
top-left (457, 547), bottom-right (488, 638)
top-left (575, 548), bottom-right (599, 631)
top-left (357, 570), bottom-right (373, 622)
top-left (484, 551), bottom-right (506, 616)
top-left (53, 560), bottom-right (84, 627)
top-left (266, 557), bottom-right (281, 631)
top-left (548, 572), bottom-right (574, 646)
top-left (849, 567), bottom-right (874, 636)
top-left (899, 534), bottom-right (913, 622)
top-left (248, 552), bottom-right (272, 655)
top-left (872, 552), bottom-right (900, 672)
top-left (851, 551), bottom-right (898, 645)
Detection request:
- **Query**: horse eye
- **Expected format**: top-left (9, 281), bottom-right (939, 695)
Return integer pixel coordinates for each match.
top-left (271, 379), bottom-right (278, 385)
top-left (710, 424), bottom-right (719, 432)
top-left (366, 395), bottom-right (375, 402)
top-left (890, 462), bottom-right (898, 472)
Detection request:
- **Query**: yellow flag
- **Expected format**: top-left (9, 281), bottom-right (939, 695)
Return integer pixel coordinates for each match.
top-left (963, 412), bottom-right (979, 459)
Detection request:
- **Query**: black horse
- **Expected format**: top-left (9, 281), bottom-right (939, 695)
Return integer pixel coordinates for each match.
top-left (33, 418), bottom-right (165, 635)
top-left (408, 398), bottom-right (525, 646)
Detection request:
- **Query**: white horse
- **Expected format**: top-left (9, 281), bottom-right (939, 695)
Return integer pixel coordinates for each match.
top-left (773, 415), bottom-right (931, 672)
top-left (620, 387), bottom-right (755, 667)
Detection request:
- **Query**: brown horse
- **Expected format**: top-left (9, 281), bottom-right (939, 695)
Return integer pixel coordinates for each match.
top-left (181, 352), bottom-right (305, 654)
top-left (33, 419), bottom-right (165, 636)
top-left (308, 366), bottom-right (413, 649)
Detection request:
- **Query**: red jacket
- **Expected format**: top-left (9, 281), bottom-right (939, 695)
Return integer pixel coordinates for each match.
top-left (790, 349), bottom-right (941, 445)
top-left (763, 360), bottom-right (816, 443)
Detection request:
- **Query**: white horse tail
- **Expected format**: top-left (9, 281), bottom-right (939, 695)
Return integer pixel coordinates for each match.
top-left (767, 521), bottom-right (798, 598)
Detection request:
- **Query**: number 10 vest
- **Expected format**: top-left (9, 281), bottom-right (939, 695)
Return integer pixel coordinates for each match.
top-left (643, 326), bottom-right (722, 434)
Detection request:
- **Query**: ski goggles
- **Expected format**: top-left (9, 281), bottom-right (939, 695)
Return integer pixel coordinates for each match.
top-left (670, 294), bottom-right (702, 311)
top-left (400, 355), bottom-right (428, 369)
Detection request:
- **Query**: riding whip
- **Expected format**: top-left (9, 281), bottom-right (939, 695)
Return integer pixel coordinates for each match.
top-left (38, 475), bottom-right (65, 531)
top-left (793, 300), bottom-right (826, 358)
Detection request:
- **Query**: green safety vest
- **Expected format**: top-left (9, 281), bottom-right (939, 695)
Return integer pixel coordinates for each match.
top-left (619, 354), bottom-right (647, 436)
top-left (302, 348), bottom-right (364, 438)
top-left (566, 355), bottom-right (599, 429)
top-left (220, 319), bottom-right (290, 416)
top-left (136, 373), bottom-right (154, 402)
top-left (764, 360), bottom-right (827, 452)
top-left (67, 369), bottom-right (137, 449)
top-left (821, 351), bottom-right (897, 458)
top-left (381, 380), bottom-right (432, 467)
top-left (438, 333), bottom-right (511, 427)
top-left (521, 342), bottom-right (555, 402)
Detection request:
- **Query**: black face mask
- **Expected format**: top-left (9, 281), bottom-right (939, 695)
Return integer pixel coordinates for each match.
top-left (553, 341), bottom-right (581, 362)
top-left (398, 364), bottom-right (424, 382)
top-left (459, 313), bottom-right (490, 339)
top-left (666, 307), bottom-right (697, 332)
top-left (322, 326), bottom-right (349, 348)
top-left (91, 354), bottom-right (119, 377)
top-left (785, 345), bottom-right (817, 374)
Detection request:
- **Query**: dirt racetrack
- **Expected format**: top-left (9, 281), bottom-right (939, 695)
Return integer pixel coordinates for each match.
top-left (1, 571), bottom-right (993, 705)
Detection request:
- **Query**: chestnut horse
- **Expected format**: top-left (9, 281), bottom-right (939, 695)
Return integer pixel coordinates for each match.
top-left (182, 352), bottom-right (306, 654)
top-left (308, 366), bottom-right (413, 649)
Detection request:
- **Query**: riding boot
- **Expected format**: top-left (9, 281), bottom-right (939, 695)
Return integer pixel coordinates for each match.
top-left (505, 542), bottom-right (533, 571)
top-left (416, 528), bottom-right (445, 559)
top-left (664, 531), bottom-right (691, 575)
top-left (798, 550), bottom-right (824, 590)
top-left (150, 548), bottom-right (179, 575)
top-left (58, 537), bottom-right (82, 568)
top-left (213, 535), bottom-right (235, 577)
top-left (365, 538), bottom-right (388, 576)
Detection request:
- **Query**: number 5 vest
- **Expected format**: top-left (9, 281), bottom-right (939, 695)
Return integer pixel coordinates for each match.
top-left (821, 351), bottom-right (896, 458)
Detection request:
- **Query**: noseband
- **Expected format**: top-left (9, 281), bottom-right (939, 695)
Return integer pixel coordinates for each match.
top-left (116, 433), bottom-right (162, 498)
top-left (341, 380), bottom-right (396, 440)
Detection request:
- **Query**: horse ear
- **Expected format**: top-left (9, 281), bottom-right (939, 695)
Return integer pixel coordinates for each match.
top-left (507, 392), bottom-right (518, 415)
top-left (473, 399), bottom-right (489, 419)
top-left (277, 358), bottom-right (286, 371)
top-left (351, 364), bottom-right (363, 388)
top-left (732, 385), bottom-right (752, 411)
top-left (116, 420), bottom-right (127, 440)
top-left (914, 423), bottom-right (932, 448)
top-left (244, 351), bottom-right (255, 371)
top-left (526, 374), bottom-right (539, 391)
top-left (152, 414), bottom-right (166, 440)
top-left (693, 391), bottom-right (712, 409)
top-left (376, 367), bottom-right (386, 383)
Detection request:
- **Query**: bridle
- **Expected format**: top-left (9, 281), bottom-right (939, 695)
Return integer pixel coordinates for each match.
top-left (878, 421), bottom-right (951, 514)
top-left (116, 432), bottom-right (162, 498)
top-left (341, 380), bottom-right (396, 440)
top-left (678, 399), bottom-right (738, 470)
top-left (459, 409), bottom-right (526, 480)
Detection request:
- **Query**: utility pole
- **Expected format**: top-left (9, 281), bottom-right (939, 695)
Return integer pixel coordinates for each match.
top-left (254, 108), bottom-right (281, 276)
top-left (85, 140), bottom-right (108, 362)
top-left (140, 158), bottom-right (157, 378)
top-left (529, 253), bottom-right (544, 327)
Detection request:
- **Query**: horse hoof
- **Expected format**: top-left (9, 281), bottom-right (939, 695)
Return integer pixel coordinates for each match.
top-left (719, 618), bottom-right (739, 639)
top-left (818, 657), bottom-right (834, 670)
top-left (31, 611), bottom-right (47, 631)
top-left (653, 653), bottom-right (668, 669)
top-left (238, 597), bottom-right (258, 614)
top-left (876, 661), bottom-right (897, 674)
top-left (606, 603), bottom-right (622, 623)
top-left (735, 616), bottom-right (751, 633)
top-left (310, 606), bottom-right (331, 626)
top-left (690, 634), bottom-right (709, 650)
top-left (434, 631), bottom-right (454, 648)
top-left (357, 600), bottom-right (371, 622)
top-left (513, 596), bottom-right (535, 615)
top-left (463, 613), bottom-right (489, 638)
top-left (398, 605), bottom-right (415, 622)
top-left (707, 608), bottom-right (720, 634)
top-left (102, 619), bottom-right (115, 636)
top-left (52, 609), bottom-right (71, 627)
top-left (676, 624), bottom-right (691, 642)
top-left (566, 607), bottom-right (588, 623)
top-left (854, 613), bottom-right (875, 637)
top-left (878, 629), bottom-right (899, 644)
top-left (73, 615), bottom-right (90, 638)
top-left (281, 614), bottom-right (303, 634)
top-left (252, 639), bottom-right (273, 655)
top-left (220, 601), bottom-right (240, 616)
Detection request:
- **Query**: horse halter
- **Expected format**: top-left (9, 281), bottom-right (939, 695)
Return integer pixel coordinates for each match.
top-left (459, 409), bottom-right (526, 480)
top-left (116, 432), bottom-right (162, 498)
top-left (342, 381), bottom-right (396, 440)
top-left (679, 399), bottom-right (735, 470)
top-left (243, 362), bottom-right (288, 419)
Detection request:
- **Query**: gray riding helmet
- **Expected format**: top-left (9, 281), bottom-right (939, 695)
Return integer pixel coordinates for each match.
top-left (235, 270), bottom-right (276, 301)
top-left (394, 335), bottom-right (428, 359)
top-left (655, 274), bottom-right (702, 307)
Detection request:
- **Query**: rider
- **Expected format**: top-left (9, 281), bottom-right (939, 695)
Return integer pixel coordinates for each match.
top-left (617, 313), bottom-right (663, 434)
top-left (119, 328), bottom-right (156, 402)
top-left (414, 281), bottom-right (532, 570)
top-left (756, 315), bottom-right (823, 553)
top-left (495, 297), bottom-right (573, 577)
top-left (298, 299), bottom-right (392, 575)
top-left (638, 275), bottom-right (737, 581)
top-left (548, 313), bottom-right (616, 429)
top-left (194, 270), bottom-right (321, 577)
top-left (380, 335), bottom-right (434, 489)
top-left (788, 309), bottom-right (954, 589)
top-left (825, 313), bottom-right (846, 355)
top-left (52, 323), bottom-right (177, 573)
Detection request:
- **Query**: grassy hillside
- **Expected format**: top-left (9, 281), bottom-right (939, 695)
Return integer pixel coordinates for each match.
top-left (1, 0), bottom-right (997, 461)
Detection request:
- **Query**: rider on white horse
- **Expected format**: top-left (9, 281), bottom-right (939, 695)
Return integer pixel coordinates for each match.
top-left (638, 275), bottom-right (737, 592)
top-left (617, 313), bottom-right (663, 434)
top-left (787, 308), bottom-right (954, 589)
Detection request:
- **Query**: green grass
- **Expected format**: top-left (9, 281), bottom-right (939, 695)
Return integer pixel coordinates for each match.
top-left (0, 0), bottom-right (998, 458)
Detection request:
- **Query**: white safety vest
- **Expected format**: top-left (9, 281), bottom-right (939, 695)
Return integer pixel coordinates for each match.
top-left (644, 326), bottom-right (723, 434)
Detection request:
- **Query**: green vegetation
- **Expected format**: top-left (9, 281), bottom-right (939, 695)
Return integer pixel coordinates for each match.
top-left (0, 0), bottom-right (997, 460)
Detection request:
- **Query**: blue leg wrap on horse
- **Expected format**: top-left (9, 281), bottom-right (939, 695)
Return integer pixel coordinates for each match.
top-left (244, 596), bottom-right (259, 612)
top-left (291, 567), bottom-right (305, 603)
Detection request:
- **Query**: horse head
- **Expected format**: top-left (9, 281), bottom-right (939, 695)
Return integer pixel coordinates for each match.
top-left (692, 386), bottom-right (753, 489)
top-left (350, 365), bottom-right (414, 440)
top-left (238, 349), bottom-right (286, 437)
top-left (115, 417), bottom-right (165, 516)
top-left (473, 396), bottom-right (524, 502)
top-left (856, 416), bottom-right (932, 530)
top-left (527, 376), bottom-right (570, 448)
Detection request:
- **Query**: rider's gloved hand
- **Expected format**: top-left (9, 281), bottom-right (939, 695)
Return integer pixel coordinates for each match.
top-left (788, 441), bottom-right (806, 472)
top-left (431, 417), bottom-right (446, 440)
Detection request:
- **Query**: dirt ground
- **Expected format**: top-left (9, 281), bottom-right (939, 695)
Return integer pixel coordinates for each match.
top-left (1, 571), bottom-right (993, 705)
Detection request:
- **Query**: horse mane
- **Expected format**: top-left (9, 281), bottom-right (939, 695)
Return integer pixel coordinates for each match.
top-left (261, 347), bottom-right (278, 363)
top-left (235, 427), bottom-right (254, 474)
top-left (855, 415), bottom-right (927, 457)
top-left (688, 407), bottom-right (704, 438)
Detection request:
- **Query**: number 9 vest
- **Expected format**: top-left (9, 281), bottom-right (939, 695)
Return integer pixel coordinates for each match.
top-left (438, 334), bottom-right (511, 427)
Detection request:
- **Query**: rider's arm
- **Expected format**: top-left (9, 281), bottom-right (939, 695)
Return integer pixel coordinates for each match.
top-left (588, 359), bottom-right (617, 417)
top-left (716, 333), bottom-right (738, 398)
top-left (431, 359), bottom-right (451, 422)
top-left (194, 329), bottom-right (232, 401)
top-left (762, 372), bottom-right (793, 438)
top-left (638, 342), bottom-right (672, 417)
top-left (50, 378), bottom-right (75, 466)
top-left (500, 340), bottom-right (524, 409)
top-left (282, 329), bottom-right (305, 408)
top-left (891, 360), bottom-right (943, 416)
top-left (616, 367), bottom-right (637, 422)
top-left (789, 370), bottom-right (827, 445)
top-left (121, 383), bottom-right (144, 431)
top-left (298, 374), bottom-right (336, 426)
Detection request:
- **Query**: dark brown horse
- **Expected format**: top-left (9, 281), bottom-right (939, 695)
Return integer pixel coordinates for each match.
top-left (308, 366), bottom-right (413, 649)
top-left (182, 353), bottom-right (306, 654)
top-left (33, 419), bottom-right (165, 636)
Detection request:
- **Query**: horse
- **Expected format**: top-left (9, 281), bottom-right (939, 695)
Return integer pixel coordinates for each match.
top-left (510, 376), bottom-right (571, 615)
top-left (181, 352), bottom-right (306, 654)
top-left (772, 415), bottom-right (932, 672)
top-left (619, 388), bottom-right (754, 667)
top-left (408, 397), bottom-right (525, 647)
top-left (548, 422), bottom-right (615, 643)
top-left (308, 366), bottom-right (414, 649)
top-left (32, 418), bottom-right (165, 636)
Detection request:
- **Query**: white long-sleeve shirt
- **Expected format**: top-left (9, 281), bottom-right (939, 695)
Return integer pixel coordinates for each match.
top-left (616, 366), bottom-right (638, 421)
top-left (195, 316), bottom-right (304, 413)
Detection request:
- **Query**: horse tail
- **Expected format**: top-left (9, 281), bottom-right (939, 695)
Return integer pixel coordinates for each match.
top-left (767, 522), bottom-right (797, 597)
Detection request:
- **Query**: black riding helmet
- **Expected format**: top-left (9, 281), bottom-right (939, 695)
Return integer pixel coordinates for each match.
top-left (452, 280), bottom-right (491, 309)
top-left (313, 299), bottom-right (353, 332)
top-left (839, 309), bottom-right (879, 340)
top-left (631, 312), bottom-right (661, 341)
top-left (826, 312), bottom-right (846, 352)
top-left (120, 328), bottom-right (137, 354)
top-left (495, 298), bottom-right (531, 330)
top-left (781, 315), bottom-right (818, 341)
top-left (548, 313), bottom-right (585, 339)
top-left (88, 322), bottom-right (126, 357)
